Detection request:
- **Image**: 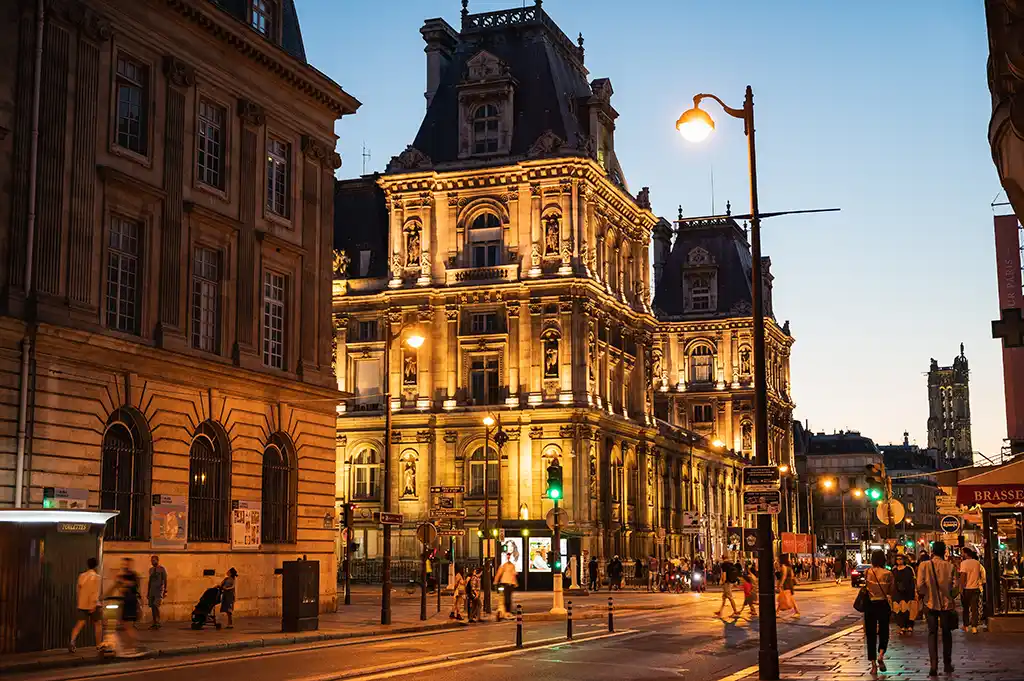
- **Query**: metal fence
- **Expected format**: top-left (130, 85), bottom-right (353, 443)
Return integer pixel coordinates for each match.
top-left (339, 559), bottom-right (489, 586)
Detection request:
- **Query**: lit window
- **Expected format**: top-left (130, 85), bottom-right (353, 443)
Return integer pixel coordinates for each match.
top-left (266, 136), bottom-right (290, 218)
top-left (191, 246), bottom-right (220, 352)
top-left (352, 449), bottom-right (379, 499)
top-left (469, 213), bottom-right (501, 266)
top-left (468, 446), bottom-right (498, 497)
top-left (472, 104), bottom-right (499, 154)
top-left (115, 55), bottom-right (147, 155)
top-left (250, 0), bottom-right (275, 37)
top-left (263, 270), bottom-right (285, 369)
top-left (690, 345), bottom-right (714, 383)
top-left (188, 422), bottom-right (230, 542)
top-left (197, 100), bottom-right (225, 189)
top-left (261, 438), bottom-right (295, 544)
top-left (106, 217), bottom-right (141, 334)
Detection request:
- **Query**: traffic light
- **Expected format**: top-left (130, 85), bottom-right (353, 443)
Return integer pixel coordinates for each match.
top-left (865, 463), bottom-right (887, 501)
top-left (866, 487), bottom-right (883, 501)
top-left (546, 461), bottom-right (563, 500)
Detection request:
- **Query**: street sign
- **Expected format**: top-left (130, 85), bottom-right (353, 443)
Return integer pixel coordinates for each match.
top-left (429, 486), bottom-right (464, 495)
top-left (374, 512), bottom-right (404, 525)
top-left (416, 522), bottom-right (438, 545)
top-left (435, 496), bottom-right (455, 509)
top-left (438, 529), bottom-right (466, 537)
top-left (743, 466), bottom-right (781, 492)
top-left (875, 499), bottom-right (905, 525)
top-left (940, 515), bottom-right (962, 534)
top-left (545, 507), bottom-right (570, 531)
top-left (936, 495), bottom-right (960, 514)
top-left (428, 508), bottom-right (467, 519)
top-left (743, 490), bottom-right (781, 514)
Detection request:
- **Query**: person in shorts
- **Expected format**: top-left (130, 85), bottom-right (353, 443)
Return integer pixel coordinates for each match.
top-left (69, 557), bottom-right (102, 653)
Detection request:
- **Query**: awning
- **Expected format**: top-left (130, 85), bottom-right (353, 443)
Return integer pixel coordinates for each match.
top-left (955, 459), bottom-right (1024, 507)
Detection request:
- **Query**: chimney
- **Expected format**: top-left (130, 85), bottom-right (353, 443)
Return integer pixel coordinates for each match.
top-left (420, 19), bottom-right (458, 109)
top-left (652, 217), bottom-right (672, 289)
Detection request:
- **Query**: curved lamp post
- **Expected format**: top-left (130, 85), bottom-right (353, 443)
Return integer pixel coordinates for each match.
top-left (677, 86), bottom-right (779, 680)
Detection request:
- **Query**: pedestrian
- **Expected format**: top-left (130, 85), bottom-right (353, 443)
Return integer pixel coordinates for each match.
top-left (609, 555), bottom-right (623, 590)
top-left (917, 540), bottom-right (957, 677)
top-left (959, 546), bottom-right (983, 634)
top-left (776, 554), bottom-right (800, 618)
top-left (219, 568), bottom-right (237, 629)
top-left (468, 567), bottom-right (483, 622)
top-left (692, 556), bottom-right (706, 592)
top-left (714, 557), bottom-right (740, 618)
top-left (147, 555), bottom-right (168, 629)
top-left (588, 555), bottom-right (599, 592)
top-left (69, 557), bottom-right (102, 653)
top-left (495, 553), bottom-right (517, 619)
top-left (862, 549), bottom-right (894, 675)
top-left (647, 554), bottom-right (659, 593)
top-left (738, 571), bottom-right (758, 617)
top-left (634, 556), bottom-right (644, 589)
top-left (113, 558), bottom-right (141, 653)
top-left (449, 566), bottom-right (466, 621)
top-left (892, 553), bottom-right (917, 635)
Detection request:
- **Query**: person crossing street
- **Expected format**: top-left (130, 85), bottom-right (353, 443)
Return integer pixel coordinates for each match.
top-left (494, 554), bottom-right (517, 619)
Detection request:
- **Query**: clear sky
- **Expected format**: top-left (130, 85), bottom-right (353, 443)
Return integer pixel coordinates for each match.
top-left (299, 0), bottom-right (1007, 458)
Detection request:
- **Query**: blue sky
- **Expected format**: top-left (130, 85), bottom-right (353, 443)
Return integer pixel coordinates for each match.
top-left (300, 0), bottom-right (1007, 458)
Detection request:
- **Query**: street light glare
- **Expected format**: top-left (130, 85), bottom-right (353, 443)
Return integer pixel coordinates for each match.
top-left (676, 106), bottom-right (715, 143)
top-left (482, 416), bottom-right (495, 427)
top-left (405, 334), bottom-right (425, 349)
top-left (778, 464), bottom-right (790, 474)
top-left (712, 439), bottom-right (725, 449)
top-left (853, 489), bottom-right (863, 498)
top-left (822, 478), bottom-right (834, 489)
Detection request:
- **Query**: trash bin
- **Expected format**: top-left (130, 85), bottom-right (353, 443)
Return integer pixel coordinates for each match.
top-left (281, 559), bottom-right (319, 632)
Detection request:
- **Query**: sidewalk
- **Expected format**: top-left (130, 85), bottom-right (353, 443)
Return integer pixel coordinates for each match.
top-left (724, 624), bottom-right (1022, 680)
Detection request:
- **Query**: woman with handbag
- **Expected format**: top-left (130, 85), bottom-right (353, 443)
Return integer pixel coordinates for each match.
top-left (892, 553), bottom-right (917, 635)
top-left (916, 540), bottom-right (957, 677)
top-left (859, 550), bottom-right (894, 675)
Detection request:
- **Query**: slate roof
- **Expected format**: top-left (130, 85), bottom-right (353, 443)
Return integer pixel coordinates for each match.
top-left (208, 0), bottom-right (307, 63)
top-left (806, 432), bottom-right (881, 456)
top-left (334, 177), bottom-right (389, 279)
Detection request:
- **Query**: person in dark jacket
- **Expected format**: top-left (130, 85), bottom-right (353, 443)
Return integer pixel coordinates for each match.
top-left (588, 556), bottom-right (599, 591)
top-left (892, 553), bottom-right (917, 635)
top-left (608, 556), bottom-right (623, 590)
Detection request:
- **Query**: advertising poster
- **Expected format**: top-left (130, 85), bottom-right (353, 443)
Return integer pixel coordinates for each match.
top-left (527, 538), bottom-right (568, 572)
top-left (151, 495), bottom-right (187, 550)
top-left (726, 526), bottom-right (742, 551)
top-left (499, 537), bottom-right (523, 572)
top-left (232, 500), bottom-right (262, 550)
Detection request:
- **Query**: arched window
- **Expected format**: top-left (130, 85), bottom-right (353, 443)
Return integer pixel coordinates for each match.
top-left (626, 461), bottom-right (638, 505)
top-left (610, 446), bottom-right (622, 502)
top-left (100, 407), bottom-right (151, 540)
top-left (352, 448), bottom-right (379, 499)
top-left (188, 421), bottom-right (230, 542)
top-left (690, 344), bottom-right (715, 384)
top-left (468, 445), bottom-right (498, 498)
top-left (473, 104), bottom-right (499, 154)
top-left (261, 433), bottom-right (296, 544)
top-left (469, 212), bottom-right (502, 267)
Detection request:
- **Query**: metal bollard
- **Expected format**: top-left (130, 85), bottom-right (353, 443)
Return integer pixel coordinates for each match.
top-left (567, 600), bottom-right (573, 640)
top-left (516, 604), bottom-right (523, 648)
top-left (608, 596), bottom-right (614, 632)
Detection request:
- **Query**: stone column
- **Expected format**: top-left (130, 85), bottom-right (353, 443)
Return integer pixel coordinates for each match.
top-left (558, 179), bottom-right (572, 275)
top-left (444, 305), bottom-right (458, 409)
top-left (559, 298), bottom-right (573, 400)
top-left (506, 301), bottom-right (520, 405)
top-left (417, 194), bottom-right (431, 286)
top-left (528, 184), bottom-right (542, 277)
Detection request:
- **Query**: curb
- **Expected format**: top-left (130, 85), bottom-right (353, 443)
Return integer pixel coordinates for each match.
top-left (713, 624), bottom-right (861, 681)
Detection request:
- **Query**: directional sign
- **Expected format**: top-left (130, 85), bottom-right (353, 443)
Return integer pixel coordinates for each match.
top-left (429, 508), bottom-right (467, 519)
top-left (743, 490), bottom-right (781, 515)
top-left (940, 515), bottom-right (962, 534)
top-left (438, 529), bottom-right (466, 537)
top-left (430, 486), bottom-right (465, 495)
top-left (436, 496), bottom-right (455, 509)
top-left (743, 466), bottom-right (781, 492)
top-left (374, 512), bottom-right (404, 525)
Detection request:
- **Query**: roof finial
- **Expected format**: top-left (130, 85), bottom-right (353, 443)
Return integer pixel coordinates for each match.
top-left (677, 205), bottom-right (683, 221)
top-left (536, 0), bottom-right (543, 7)
top-left (726, 200), bottom-right (731, 216)
top-left (577, 32), bottom-right (585, 63)
top-left (462, 0), bottom-right (469, 19)
top-left (960, 342), bottom-right (965, 357)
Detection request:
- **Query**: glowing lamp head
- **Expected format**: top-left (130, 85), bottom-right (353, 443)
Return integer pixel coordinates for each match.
top-left (822, 479), bottom-right (834, 490)
top-left (676, 106), bottom-right (715, 143)
top-left (853, 489), bottom-right (863, 498)
top-left (712, 439), bottom-right (725, 449)
top-left (778, 464), bottom-right (790, 474)
top-left (405, 333), bottom-right (425, 349)
top-left (483, 416), bottom-right (496, 427)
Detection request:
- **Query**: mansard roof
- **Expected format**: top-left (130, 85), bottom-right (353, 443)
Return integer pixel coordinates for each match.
top-left (208, 0), bottom-right (307, 63)
top-left (406, 2), bottom-right (606, 171)
top-left (334, 176), bottom-right (389, 279)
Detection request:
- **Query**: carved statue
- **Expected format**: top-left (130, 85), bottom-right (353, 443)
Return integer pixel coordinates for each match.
top-left (391, 252), bottom-right (402, 278)
top-left (402, 459), bottom-right (416, 497)
top-left (651, 349), bottom-right (662, 384)
top-left (544, 216), bottom-right (559, 255)
top-left (406, 230), bottom-right (421, 267)
top-left (742, 422), bottom-right (753, 451)
top-left (332, 249), bottom-right (350, 279)
top-left (544, 338), bottom-right (559, 378)
top-left (739, 347), bottom-right (752, 376)
top-left (531, 243), bottom-right (542, 267)
top-left (403, 351), bottom-right (418, 385)
top-left (588, 331), bottom-right (596, 381)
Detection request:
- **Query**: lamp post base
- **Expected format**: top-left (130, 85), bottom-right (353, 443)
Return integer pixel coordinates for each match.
top-left (550, 575), bottom-right (566, 615)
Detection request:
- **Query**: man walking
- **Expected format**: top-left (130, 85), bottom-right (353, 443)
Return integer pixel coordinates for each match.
top-left (647, 554), bottom-right (659, 593)
top-left (917, 540), bottom-right (956, 676)
top-left (147, 555), bottom-right (168, 629)
top-left (959, 546), bottom-right (983, 634)
top-left (714, 557), bottom-right (740, 618)
top-left (69, 557), bottom-right (102, 653)
top-left (588, 555), bottom-right (599, 592)
top-left (494, 553), bottom-right (517, 619)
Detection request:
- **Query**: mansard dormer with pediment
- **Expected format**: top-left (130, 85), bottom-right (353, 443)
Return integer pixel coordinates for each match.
top-left (458, 51), bottom-right (517, 158)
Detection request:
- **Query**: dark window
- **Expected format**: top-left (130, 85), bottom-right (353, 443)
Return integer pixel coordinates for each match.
top-left (266, 136), bottom-right (290, 217)
top-left (261, 436), bottom-right (295, 544)
top-left (106, 217), bottom-right (141, 334)
top-left (191, 246), bottom-right (220, 352)
top-left (115, 55), bottom-right (147, 154)
top-left (473, 104), bottom-right (499, 154)
top-left (250, 0), bottom-right (276, 37)
top-left (356, 319), bottom-right (378, 342)
top-left (692, 404), bottom-right (713, 423)
top-left (100, 410), bottom-right (149, 541)
top-left (470, 313), bottom-right (498, 333)
top-left (197, 99), bottom-right (225, 189)
top-left (188, 422), bottom-right (230, 542)
top-left (468, 446), bottom-right (498, 498)
top-left (470, 355), bottom-right (500, 405)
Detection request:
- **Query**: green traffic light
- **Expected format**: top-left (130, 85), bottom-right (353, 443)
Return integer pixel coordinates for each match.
top-left (548, 487), bottom-right (561, 500)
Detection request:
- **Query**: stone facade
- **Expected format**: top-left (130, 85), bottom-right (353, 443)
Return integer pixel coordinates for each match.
top-left (0, 0), bottom-right (358, 620)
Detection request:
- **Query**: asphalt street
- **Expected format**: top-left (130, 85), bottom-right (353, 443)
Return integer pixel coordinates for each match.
top-left (10, 585), bottom-right (857, 681)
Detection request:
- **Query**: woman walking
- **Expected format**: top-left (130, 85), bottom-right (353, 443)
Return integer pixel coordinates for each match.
top-left (892, 553), bottom-right (916, 635)
top-left (863, 549), bottom-right (894, 675)
top-left (777, 554), bottom-right (800, 618)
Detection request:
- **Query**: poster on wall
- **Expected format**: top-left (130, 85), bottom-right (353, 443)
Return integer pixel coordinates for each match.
top-left (726, 526), bottom-right (742, 551)
top-left (499, 537), bottom-right (523, 572)
top-left (527, 538), bottom-right (568, 572)
top-left (151, 495), bottom-right (187, 550)
top-left (232, 500), bottom-right (262, 550)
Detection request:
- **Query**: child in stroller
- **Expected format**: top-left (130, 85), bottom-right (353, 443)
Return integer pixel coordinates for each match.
top-left (191, 586), bottom-right (222, 630)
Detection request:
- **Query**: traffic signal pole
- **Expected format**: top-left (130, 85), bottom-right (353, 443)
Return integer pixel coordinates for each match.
top-left (551, 497), bottom-right (566, 615)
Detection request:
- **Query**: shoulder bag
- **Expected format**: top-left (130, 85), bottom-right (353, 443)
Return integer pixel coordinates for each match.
top-left (928, 560), bottom-right (959, 631)
top-left (853, 568), bottom-right (872, 613)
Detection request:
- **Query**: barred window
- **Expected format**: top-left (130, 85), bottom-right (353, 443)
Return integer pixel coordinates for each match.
top-left (191, 246), bottom-right (220, 352)
top-left (197, 99), bottom-right (225, 189)
top-left (100, 408), bottom-right (150, 541)
top-left (250, 0), bottom-right (275, 37)
top-left (115, 55), bottom-right (147, 155)
top-left (188, 422), bottom-right (230, 542)
top-left (468, 446), bottom-right (498, 498)
top-left (106, 217), bottom-right (141, 334)
top-left (261, 435), bottom-right (295, 544)
top-left (352, 449), bottom-right (379, 499)
top-left (263, 270), bottom-right (285, 369)
top-left (266, 136), bottom-right (290, 218)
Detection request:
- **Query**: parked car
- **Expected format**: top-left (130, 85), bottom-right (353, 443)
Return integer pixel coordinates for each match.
top-left (849, 564), bottom-right (871, 587)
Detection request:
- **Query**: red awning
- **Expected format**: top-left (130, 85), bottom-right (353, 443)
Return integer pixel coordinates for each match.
top-left (955, 460), bottom-right (1024, 508)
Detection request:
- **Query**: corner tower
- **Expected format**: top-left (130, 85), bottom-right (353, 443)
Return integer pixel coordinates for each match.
top-left (927, 344), bottom-right (973, 468)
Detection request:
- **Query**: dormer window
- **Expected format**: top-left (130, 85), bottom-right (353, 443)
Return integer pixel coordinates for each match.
top-left (250, 0), bottom-right (275, 38)
top-left (690, 274), bottom-right (711, 310)
top-left (473, 104), bottom-right (500, 154)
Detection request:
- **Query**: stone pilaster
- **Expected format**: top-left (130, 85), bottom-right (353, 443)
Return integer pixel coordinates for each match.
top-left (234, 98), bottom-right (265, 362)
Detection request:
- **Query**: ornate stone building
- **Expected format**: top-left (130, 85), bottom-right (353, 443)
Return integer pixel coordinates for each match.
top-left (926, 346), bottom-right (973, 469)
top-left (0, 0), bottom-right (358, 618)
top-left (332, 2), bottom-right (787, 566)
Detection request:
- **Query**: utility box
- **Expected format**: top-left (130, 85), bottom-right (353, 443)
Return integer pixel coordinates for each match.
top-left (281, 559), bottom-right (319, 632)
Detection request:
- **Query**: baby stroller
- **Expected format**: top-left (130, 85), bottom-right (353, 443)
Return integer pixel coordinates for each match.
top-left (191, 586), bottom-right (223, 630)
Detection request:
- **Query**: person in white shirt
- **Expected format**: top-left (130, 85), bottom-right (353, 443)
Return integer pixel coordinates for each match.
top-left (916, 540), bottom-right (957, 677)
top-left (958, 547), bottom-right (984, 633)
top-left (494, 554), bottom-right (518, 619)
top-left (69, 558), bottom-right (102, 653)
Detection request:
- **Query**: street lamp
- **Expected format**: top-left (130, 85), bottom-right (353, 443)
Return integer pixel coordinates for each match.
top-left (381, 324), bottom-right (424, 625)
top-left (821, 477), bottom-right (851, 580)
top-left (678, 86), bottom-right (777, 679)
top-left (481, 413), bottom-right (508, 616)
